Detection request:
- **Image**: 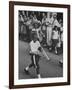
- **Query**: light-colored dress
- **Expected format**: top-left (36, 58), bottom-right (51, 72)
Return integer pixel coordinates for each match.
top-left (46, 18), bottom-right (52, 46)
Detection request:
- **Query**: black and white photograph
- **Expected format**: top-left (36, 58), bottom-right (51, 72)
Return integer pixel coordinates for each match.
top-left (19, 10), bottom-right (63, 79)
top-left (9, 1), bottom-right (70, 89)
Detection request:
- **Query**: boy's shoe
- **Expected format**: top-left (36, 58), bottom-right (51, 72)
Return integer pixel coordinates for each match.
top-left (55, 50), bottom-right (58, 54)
top-left (59, 60), bottom-right (63, 67)
top-left (59, 60), bottom-right (63, 64)
top-left (24, 69), bottom-right (29, 75)
top-left (49, 47), bottom-right (52, 51)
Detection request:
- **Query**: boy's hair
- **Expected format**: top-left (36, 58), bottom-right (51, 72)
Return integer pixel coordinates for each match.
top-left (53, 26), bottom-right (57, 30)
top-left (57, 27), bottom-right (60, 32)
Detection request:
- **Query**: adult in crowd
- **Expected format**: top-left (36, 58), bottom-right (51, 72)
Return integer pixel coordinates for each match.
top-left (32, 20), bottom-right (42, 42)
top-left (19, 14), bottom-right (25, 40)
top-left (41, 13), bottom-right (47, 46)
top-left (46, 12), bottom-right (53, 47)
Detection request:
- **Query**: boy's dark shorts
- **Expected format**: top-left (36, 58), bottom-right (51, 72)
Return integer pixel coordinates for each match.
top-left (52, 39), bottom-right (59, 46)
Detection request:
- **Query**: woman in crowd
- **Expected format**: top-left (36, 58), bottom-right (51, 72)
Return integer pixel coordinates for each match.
top-left (19, 14), bottom-right (25, 40)
top-left (46, 12), bottom-right (53, 48)
top-left (26, 16), bottom-right (33, 42)
top-left (41, 13), bottom-right (47, 46)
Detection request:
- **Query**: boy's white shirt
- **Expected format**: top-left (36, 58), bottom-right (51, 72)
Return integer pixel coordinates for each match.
top-left (30, 40), bottom-right (41, 52)
top-left (52, 30), bottom-right (59, 39)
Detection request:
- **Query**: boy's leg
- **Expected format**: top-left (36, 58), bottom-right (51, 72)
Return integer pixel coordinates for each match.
top-left (35, 55), bottom-right (41, 78)
top-left (55, 46), bottom-right (57, 54)
top-left (24, 54), bottom-right (34, 74)
top-left (54, 40), bottom-right (58, 54)
top-left (49, 39), bottom-right (54, 51)
top-left (29, 55), bottom-right (35, 68)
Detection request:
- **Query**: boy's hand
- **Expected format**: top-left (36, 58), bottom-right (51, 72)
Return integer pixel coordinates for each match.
top-left (38, 47), bottom-right (42, 52)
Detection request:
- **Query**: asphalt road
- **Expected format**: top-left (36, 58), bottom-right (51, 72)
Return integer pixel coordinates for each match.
top-left (19, 40), bottom-right (63, 79)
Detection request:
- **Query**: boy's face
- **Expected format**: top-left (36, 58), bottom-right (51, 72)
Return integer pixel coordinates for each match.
top-left (33, 35), bottom-right (37, 42)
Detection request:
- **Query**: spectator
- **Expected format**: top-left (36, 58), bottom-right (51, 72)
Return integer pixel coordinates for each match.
top-left (41, 13), bottom-right (47, 46)
top-left (50, 26), bottom-right (60, 54)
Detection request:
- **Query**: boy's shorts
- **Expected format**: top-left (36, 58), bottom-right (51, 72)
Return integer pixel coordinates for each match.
top-left (52, 39), bottom-right (59, 46)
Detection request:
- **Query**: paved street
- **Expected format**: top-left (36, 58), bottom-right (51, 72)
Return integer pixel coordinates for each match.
top-left (19, 40), bottom-right (63, 79)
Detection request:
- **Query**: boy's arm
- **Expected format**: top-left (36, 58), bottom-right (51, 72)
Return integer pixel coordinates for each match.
top-left (27, 43), bottom-right (31, 54)
top-left (28, 41), bottom-right (33, 54)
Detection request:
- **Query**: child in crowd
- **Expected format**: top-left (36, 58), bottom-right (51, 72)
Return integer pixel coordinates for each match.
top-left (24, 33), bottom-right (42, 78)
top-left (50, 26), bottom-right (60, 54)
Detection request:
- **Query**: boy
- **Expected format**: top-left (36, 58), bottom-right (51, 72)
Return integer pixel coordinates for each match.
top-left (24, 33), bottom-right (42, 78)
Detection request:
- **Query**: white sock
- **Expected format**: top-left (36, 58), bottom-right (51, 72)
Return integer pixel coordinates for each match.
top-left (25, 66), bottom-right (29, 71)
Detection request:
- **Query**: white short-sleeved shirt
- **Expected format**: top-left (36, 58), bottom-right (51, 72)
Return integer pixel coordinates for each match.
top-left (52, 30), bottom-right (59, 39)
top-left (30, 40), bottom-right (41, 52)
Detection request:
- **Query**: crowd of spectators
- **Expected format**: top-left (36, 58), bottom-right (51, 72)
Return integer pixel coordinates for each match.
top-left (19, 11), bottom-right (63, 54)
